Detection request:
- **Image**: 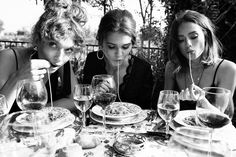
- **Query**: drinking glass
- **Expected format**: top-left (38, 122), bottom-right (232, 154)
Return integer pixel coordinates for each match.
top-left (196, 87), bottom-right (233, 156)
top-left (16, 79), bottom-right (48, 136)
top-left (168, 127), bottom-right (231, 157)
top-left (16, 79), bottom-right (48, 111)
top-left (73, 84), bottom-right (93, 128)
top-left (157, 90), bottom-right (180, 145)
top-left (0, 94), bottom-right (8, 123)
top-left (91, 74), bottom-right (116, 141)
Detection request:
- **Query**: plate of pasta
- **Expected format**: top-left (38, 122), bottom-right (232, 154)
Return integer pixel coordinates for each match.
top-left (91, 102), bottom-right (142, 120)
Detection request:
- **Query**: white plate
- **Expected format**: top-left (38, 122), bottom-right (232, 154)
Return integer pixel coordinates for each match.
top-left (174, 110), bottom-right (200, 128)
top-left (90, 110), bottom-right (147, 125)
top-left (13, 107), bottom-right (75, 133)
top-left (91, 102), bottom-right (142, 119)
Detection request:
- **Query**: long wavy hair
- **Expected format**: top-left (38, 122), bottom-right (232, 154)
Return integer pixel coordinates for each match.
top-left (31, 0), bottom-right (87, 47)
top-left (168, 10), bottom-right (222, 71)
top-left (96, 8), bottom-right (137, 46)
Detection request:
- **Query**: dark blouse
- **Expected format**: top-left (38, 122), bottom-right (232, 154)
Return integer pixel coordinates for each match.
top-left (82, 51), bottom-right (154, 109)
top-left (9, 49), bottom-right (71, 113)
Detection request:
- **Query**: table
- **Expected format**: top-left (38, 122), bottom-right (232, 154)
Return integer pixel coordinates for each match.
top-left (71, 110), bottom-right (236, 157)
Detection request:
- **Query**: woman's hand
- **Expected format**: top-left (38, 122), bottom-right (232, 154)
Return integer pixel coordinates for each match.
top-left (17, 59), bottom-right (51, 81)
top-left (95, 80), bottom-right (113, 93)
top-left (180, 84), bottom-right (204, 101)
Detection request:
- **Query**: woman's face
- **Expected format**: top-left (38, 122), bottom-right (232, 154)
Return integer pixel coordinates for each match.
top-left (177, 22), bottom-right (205, 61)
top-left (102, 31), bottom-right (132, 67)
top-left (38, 38), bottom-right (75, 72)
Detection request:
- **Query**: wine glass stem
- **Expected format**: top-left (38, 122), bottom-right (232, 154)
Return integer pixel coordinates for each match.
top-left (102, 109), bottom-right (107, 140)
top-left (82, 111), bottom-right (86, 128)
top-left (208, 129), bottom-right (214, 157)
top-left (165, 121), bottom-right (170, 137)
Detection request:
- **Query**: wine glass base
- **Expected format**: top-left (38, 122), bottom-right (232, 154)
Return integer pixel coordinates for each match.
top-left (154, 133), bottom-right (171, 146)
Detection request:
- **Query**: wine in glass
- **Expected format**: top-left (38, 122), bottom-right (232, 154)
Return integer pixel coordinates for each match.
top-left (196, 87), bottom-right (233, 156)
top-left (73, 84), bottom-right (93, 129)
top-left (91, 74), bottom-right (117, 142)
top-left (16, 79), bottom-right (48, 111)
top-left (157, 90), bottom-right (180, 145)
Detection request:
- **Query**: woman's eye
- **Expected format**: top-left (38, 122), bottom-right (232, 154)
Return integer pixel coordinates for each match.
top-left (108, 45), bottom-right (115, 49)
top-left (64, 48), bottom-right (74, 55)
top-left (122, 46), bottom-right (130, 49)
top-left (190, 35), bottom-right (198, 40)
top-left (48, 42), bottom-right (57, 48)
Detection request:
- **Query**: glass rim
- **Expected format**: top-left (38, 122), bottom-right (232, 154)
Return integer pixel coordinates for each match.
top-left (92, 74), bottom-right (114, 78)
top-left (160, 90), bottom-right (179, 94)
top-left (203, 87), bottom-right (231, 94)
top-left (75, 83), bottom-right (91, 87)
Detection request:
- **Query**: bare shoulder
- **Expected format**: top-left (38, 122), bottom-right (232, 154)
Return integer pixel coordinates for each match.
top-left (220, 59), bottom-right (236, 73)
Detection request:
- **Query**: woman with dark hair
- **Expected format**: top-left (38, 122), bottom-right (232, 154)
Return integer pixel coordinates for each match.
top-left (0, 0), bottom-right (87, 113)
top-left (165, 10), bottom-right (236, 113)
top-left (83, 9), bottom-right (154, 109)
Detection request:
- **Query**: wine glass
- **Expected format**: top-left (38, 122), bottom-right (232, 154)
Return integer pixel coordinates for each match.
top-left (91, 74), bottom-right (117, 142)
top-left (168, 127), bottom-right (231, 157)
top-left (73, 84), bottom-right (93, 129)
top-left (196, 87), bottom-right (233, 157)
top-left (16, 79), bottom-right (48, 136)
top-left (16, 79), bottom-right (48, 111)
top-left (157, 90), bottom-right (180, 145)
top-left (0, 94), bottom-right (8, 123)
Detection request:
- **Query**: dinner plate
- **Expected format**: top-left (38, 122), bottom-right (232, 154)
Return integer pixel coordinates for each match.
top-left (91, 102), bottom-right (142, 120)
top-left (12, 107), bottom-right (75, 133)
top-left (174, 110), bottom-right (201, 128)
top-left (90, 110), bottom-right (147, 125)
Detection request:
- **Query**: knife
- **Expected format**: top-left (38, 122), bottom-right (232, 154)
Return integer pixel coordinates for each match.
top-left (119, 131), bottom-right (169, 138)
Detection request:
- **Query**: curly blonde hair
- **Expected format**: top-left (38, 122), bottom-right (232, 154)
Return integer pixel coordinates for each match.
top-left (31, 0), bottom-right (87, 47)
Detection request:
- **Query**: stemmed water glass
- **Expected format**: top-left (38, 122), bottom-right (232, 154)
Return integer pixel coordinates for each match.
top-left (15, 79), bottom-right (48, 136)
top-left (16, 79), bottom-right (48, 111)
top-left (157, 90), bottom-right (180, 145)
top-left (196, 87), bottom-right (233, 157)
top-left (91, 74), bottom-right (117, 141)
top-left (73, 84), bottom-right (93, 129)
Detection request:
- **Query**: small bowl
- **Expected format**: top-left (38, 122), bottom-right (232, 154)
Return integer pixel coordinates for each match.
top-left (113, 133), bottom-right (146, 155)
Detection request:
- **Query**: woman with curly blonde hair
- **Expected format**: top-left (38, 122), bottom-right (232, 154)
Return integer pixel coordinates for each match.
top-left (0, 0), bottom-right (87, 113)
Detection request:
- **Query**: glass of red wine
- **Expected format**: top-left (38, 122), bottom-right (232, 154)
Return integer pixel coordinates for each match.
top-left (91, 74), bottom-right (117, 142)
top-left (196, 87), bottom-right (233, 157)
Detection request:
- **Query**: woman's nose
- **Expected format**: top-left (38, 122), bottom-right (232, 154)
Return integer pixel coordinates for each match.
top-left (185, 39), bottom-right (192, 48)
top-left (116, 48), bottom-right (122, 56)
top-left (56, 49), bottom-right (66, 60)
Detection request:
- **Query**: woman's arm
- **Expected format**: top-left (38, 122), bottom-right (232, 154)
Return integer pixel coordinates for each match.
top-left (0, 49), bottom-right (50, 112)
top-left (217, 60), bottom-right (236, 95)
